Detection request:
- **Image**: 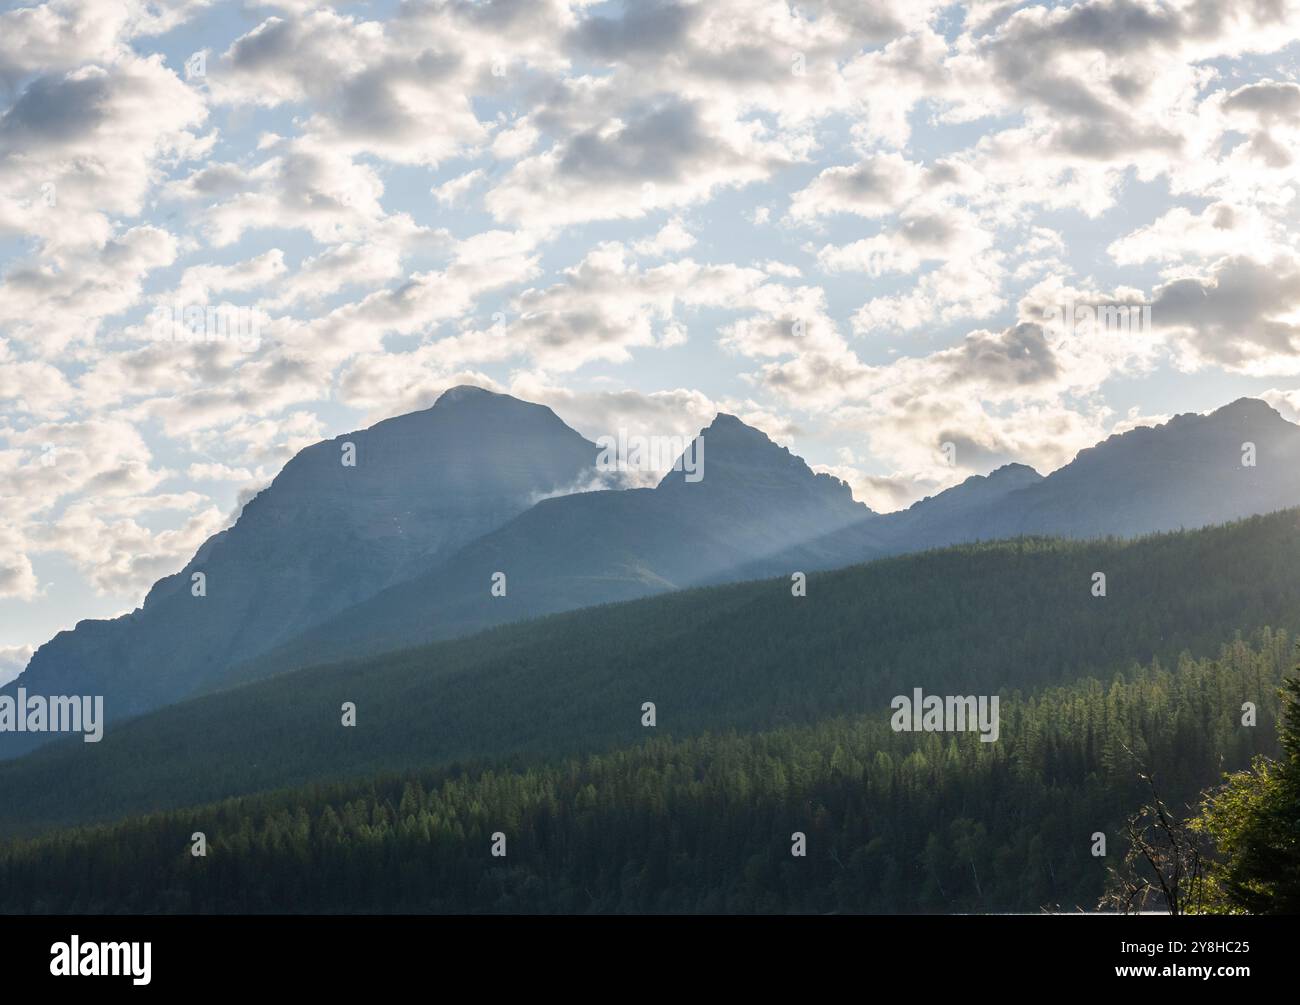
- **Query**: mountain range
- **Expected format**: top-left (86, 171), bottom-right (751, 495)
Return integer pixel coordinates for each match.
top-left (5, 388), bottom-right (1300, 759)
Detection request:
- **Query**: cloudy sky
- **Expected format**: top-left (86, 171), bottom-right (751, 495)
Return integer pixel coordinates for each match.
top-left (2, 0), bottom-right (1300, 674)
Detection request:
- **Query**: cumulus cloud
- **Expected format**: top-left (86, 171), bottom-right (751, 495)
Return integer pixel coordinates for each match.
top-left (485, 243), bottom-right (765, 370)
top-left (214, 12), bottom-right (458, 150)
top-left (36, 495), bottom-right (227, 597)
top-left (1108, 202), bottom-right (1281, 265)
top-left (0, 54), bottom-right (208, 254)
top-left (0, 529), bottom-right (40, 601)
top-left (1154, 253), bottom-right (1300, 375)
top-left (486, 96), bottom-right (797, 228)
top-left (789, 154), bottom-right (930, 221)
top-left (0, 643), bottom-right (34, 687)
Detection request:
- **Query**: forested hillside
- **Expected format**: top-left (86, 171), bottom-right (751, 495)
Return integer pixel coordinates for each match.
top-left (0, 633), bottom-right (1286, 913)
top-left (5, 510), bottom-right (1300, 840)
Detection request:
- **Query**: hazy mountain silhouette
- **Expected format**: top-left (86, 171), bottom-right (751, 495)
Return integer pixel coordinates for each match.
top-left (223, 411), bottom-right (872, 681)
top-left (721, 461), bottom-right (1046, 581)
top-left (979, 398), bottom-right (1300, 538)
top-left (225, 397), bottom-right (1300, 686)
top-left (0, 387), bottom-right (599, 757)
top-left (730, 398), bottom-right (1300, 578)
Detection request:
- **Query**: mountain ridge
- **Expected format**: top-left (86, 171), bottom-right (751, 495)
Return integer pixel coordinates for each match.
top-left (9, 391), bottom-right (1300, 760)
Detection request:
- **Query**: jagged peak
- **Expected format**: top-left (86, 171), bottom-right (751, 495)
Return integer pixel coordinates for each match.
top-left (988, 462), bottom-right (1043, 481)
top-left (702, 412), bottom-right (775, 440)
top-left (655, 413), bottom-right (865, 512)
top-left (681, 412), bottom-right (795, 464)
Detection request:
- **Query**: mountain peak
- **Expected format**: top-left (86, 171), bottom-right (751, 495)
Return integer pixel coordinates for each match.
top-left (697, 412), bottom-right (781, 448)
top-left (901, 462), bottom-right (1042, 517)
top-left (1209, 397), bottom-right (1284, 424)
top-left (424, 384), bottom-right (538, 419)
top-left (659, 413), bottom-right (793, 482)
top-left (988, 462), bottom-right (1043, 483)
top-left (656, 413), bottom-right (868, 516)
top-left (434, 383), bottom-right (498, 406)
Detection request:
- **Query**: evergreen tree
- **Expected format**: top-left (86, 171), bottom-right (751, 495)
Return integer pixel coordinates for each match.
top-left (1193, 675), bottom-right (1300, 913)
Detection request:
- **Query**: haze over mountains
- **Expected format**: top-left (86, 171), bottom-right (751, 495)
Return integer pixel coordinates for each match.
top-left (734, 397), bottom-right (1300, 581)
top-left (0, 388), bottom-right (598, 755)
top-left (226, 411), bottom-right (872, 682)
top-left (5, 388), bottom-right (1300, 760)
top-left (230, 395), bottom-right (1300, 686)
